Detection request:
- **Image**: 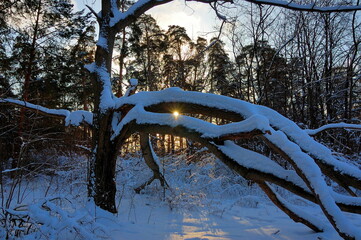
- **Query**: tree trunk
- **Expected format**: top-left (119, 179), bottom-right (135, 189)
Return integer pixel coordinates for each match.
top-left (90, 115), bottom-right (118, 212)
top-left (88, 0), bottom-right (118, 212)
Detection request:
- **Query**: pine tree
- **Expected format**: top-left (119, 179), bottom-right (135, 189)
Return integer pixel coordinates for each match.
top-left (8, 0), bottom-right (94, 108)
top-left (127, 14), bottom-right (167, 91)
top-left (165, 25), bottom-right (193, 89)
top-left (207, 38), bottom-right (232, 95)
top-left (188, 37), bottom-right (208, 91)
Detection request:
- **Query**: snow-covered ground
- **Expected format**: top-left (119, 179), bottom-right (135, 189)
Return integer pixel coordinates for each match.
top-left (113, 195), bottom-right (357, 240)
top-left (1, 152), bottom-right (360, 239)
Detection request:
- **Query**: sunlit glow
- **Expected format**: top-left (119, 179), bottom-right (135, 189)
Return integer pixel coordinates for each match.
top-left (168, 216), bottom-right (228, 240)
top-left (173, 111), bottom-right (180, 118)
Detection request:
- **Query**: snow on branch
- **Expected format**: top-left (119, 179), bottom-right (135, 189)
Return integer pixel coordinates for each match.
top-left (110, 0), bottom-right (173, 30)
top-left (117, 88), bottom-right (361, 189)
top-left (119, 114), bottom-right (316, 202)
top-left (124, 78), bottom-right (138, 97)
top-left (116, 107), bottom-right (305, 190)
top-left (264, 128), bottom-right (361, 239)
top-left (245, 0), bottom-right (361, 12)
top-left (119, 108), bottom-right (361, 214)
top-left (111, 104), bottom-right (271, 140)
top-left (110, 0), bottom-right (232, 31)
top-left (115, 88), bottom-right (361, 213)
top-left (215, 140), bottom-right (308, 191)
top-left (0, 98), bottom-right (93, 127)
top-left (305, 122), bottom-right (361, 135)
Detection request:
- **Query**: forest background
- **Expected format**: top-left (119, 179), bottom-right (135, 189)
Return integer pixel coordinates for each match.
top-left (1, 0), bottom-right (360, 157)
top-left (0, 0), bottom-right (360, 239)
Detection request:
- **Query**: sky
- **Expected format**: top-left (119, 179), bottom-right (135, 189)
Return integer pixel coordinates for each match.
top-left (73, 0), bottom-right (222, 40)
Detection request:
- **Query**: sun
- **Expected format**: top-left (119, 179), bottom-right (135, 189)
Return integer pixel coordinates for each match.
top-left (173, 111), bottom-right (180, 118)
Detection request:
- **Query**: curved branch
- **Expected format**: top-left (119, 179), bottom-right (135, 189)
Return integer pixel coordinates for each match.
top-left (112, 105), bottom-right (271, 141)
top-left (86, 5), bottom-right (101, 22)
top-left (136, 132), bottom-right (168, 193)
top-left (305, 122), bottom-right (361, 135)
top-left (117, 118), bottom-right (311, 196)
top-left (137, 124), bottom-right (360, 238)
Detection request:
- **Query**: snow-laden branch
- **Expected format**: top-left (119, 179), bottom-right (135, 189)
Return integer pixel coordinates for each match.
top-left (0, 98), bottom-right (93, 127)
top-left (117, 107), bottom-right (301, 189)
top-left (110, 0), bottom-right (173, 30)
top-left (305, 122), bottom-right (361, 135)
top-left (119, 117), bottom-right (315, 201)
top-left (110, 103), bottom-right (361, 212)
top-left (245, 0), bottom-right (361, 12)
top-left (115, 106), bottom-right (361, 214)
top-left (113, 88), bottom-right (361, 235)
top-left (115, 88), bottom-right (361, 188)
top-left (109, 0), bottom-right (232, 31)
top-left (264, 128), bottom-right (361, 239)
top-left (129, 120), bottom-right (361, 234)
top-left (111, 104), bottom-right (271, 140)
top-left (124, 78), bottom-right (138, 97)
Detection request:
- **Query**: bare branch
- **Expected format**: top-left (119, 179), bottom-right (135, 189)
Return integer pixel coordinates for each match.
top-left (245, 0), bottom-right (361, 12)
top-left (86, 4), bottom-right (101, 22)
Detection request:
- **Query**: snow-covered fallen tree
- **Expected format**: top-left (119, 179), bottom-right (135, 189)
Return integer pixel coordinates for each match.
top-left (2, 86), bottom-right (361, 239)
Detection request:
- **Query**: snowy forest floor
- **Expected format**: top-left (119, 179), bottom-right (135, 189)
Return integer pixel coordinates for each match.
top-left (1, 151), bottom-right (361, 240)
